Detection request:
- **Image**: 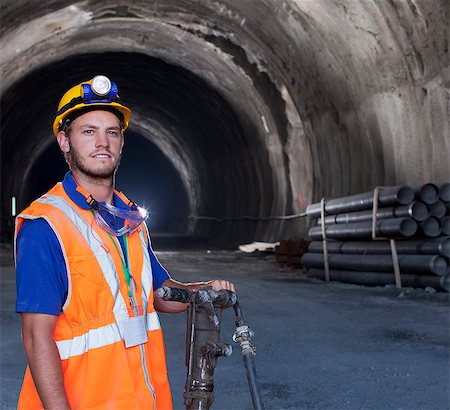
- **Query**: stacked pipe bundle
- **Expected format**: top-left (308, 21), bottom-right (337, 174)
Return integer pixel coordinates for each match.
top-left (301, 183), bottom-right (450, 292)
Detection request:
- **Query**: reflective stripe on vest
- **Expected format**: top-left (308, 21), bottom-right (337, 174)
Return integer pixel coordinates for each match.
top-left (56, 311), bottom-right (161, 360)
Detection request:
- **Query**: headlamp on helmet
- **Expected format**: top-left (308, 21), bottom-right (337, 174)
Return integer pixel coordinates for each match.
top-left (82, 75), bottom-right (118, 103)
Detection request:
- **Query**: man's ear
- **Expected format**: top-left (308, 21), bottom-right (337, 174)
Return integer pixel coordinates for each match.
top-left (57, 131), bottom-right (70, 153)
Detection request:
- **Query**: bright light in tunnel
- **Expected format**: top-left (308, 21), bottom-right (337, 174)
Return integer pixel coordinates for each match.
top-left (137, 206), bottom-right (148, 218)
top-left (11, 196), bottom-right (16, 217)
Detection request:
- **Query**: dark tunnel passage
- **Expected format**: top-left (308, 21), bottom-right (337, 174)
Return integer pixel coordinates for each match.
top-left (1, 52), bottom-right (276, 246)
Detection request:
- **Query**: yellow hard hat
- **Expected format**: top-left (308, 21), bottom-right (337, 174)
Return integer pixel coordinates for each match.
top-left (53, 75), bottom-right (132, 136)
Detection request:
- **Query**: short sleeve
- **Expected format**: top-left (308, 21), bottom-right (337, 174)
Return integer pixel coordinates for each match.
top-left (147, 236), bottom-right (170, 290)
top-left (15, 218), bottom-right (68, 316)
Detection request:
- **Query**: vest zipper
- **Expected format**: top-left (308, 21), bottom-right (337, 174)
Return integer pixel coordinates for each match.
top-left (140, 343), bottom-right (157, 410)
top-left (130, 271), bottom-right (157, 407)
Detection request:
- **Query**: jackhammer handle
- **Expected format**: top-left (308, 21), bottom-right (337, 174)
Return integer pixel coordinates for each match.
top-left (206, 289), bottom-right (237, 308)
top-left (155, 286), bottom-right (192, 303)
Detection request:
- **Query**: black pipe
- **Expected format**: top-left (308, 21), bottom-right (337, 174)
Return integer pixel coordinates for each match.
top-left (301, 253), bottom-right (448, 275)
top-left (307, 237), bottom-right (450, 256)
top-left (232, 302), bottom-right (265, 410)
top-left (306, 186), bottom-right (414, 217)
top-left (442, 274), bottom-right (450, 291)
top-left (441, 217), bottom-right (449, 236)
top-left (318, 201), bottom-right (429, 225)
top-left (308, 217), bottom-right (417, 240)
top-left (439, 182), bottom-right (450, 203)
top-left (429, 200), bottom-right (446, 218)
top-left (307, 269), bottom-right (449, 292)
top-left (417, 217), bottom-right (442, 238)
top-left (413, 183), bottom-right (440, 205)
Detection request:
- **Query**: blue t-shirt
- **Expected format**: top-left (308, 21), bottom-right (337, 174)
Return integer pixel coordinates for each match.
top-left (15, 172), bottom-right (170, 316)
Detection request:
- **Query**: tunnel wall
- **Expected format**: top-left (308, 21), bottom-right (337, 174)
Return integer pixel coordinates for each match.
top-left (1, 0), bottom-right (448, 246)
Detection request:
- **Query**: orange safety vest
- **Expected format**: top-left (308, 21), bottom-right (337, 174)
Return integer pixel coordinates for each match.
top-left (15, 183), bottom-right (173, 410)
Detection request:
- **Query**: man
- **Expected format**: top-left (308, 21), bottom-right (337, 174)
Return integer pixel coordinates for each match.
top-left (15, 75), bottom-right (234, 409)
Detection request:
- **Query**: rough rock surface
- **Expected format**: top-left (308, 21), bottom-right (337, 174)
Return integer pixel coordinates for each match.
top-left (1, 0), bottom-right (448, 245)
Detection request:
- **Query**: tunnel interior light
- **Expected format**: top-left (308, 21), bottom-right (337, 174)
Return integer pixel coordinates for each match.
top-left (11, 196), bottom-right (16, 217)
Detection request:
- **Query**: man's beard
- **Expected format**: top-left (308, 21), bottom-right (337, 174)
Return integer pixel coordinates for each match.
top-left (68, 144), bottom-right (121, 180)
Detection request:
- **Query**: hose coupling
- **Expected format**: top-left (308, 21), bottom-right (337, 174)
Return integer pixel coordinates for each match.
top-left (233, 325), bottom-right (256, 356)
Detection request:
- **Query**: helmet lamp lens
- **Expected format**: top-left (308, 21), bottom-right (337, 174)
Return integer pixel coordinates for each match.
top-left (92, 75), bottom-right (112, 96)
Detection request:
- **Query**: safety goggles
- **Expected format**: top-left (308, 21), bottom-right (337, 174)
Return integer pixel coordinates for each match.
top-left (91, 200), bottom-right (148, 237)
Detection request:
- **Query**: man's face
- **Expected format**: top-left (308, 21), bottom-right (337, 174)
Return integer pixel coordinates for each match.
top-left (58, 110), bottom-right (124, 179)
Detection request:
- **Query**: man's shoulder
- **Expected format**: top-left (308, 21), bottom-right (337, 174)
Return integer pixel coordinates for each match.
top-left (18, 217), bottom-right (56, 239)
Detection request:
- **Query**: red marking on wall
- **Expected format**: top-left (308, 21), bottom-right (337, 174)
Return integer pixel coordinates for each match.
top-left (294, 192), bottom-right (310, 209)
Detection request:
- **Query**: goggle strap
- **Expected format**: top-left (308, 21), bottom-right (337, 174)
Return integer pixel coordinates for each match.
top-left (114, 189), bottom-right (137, 209)
top-left (86, 195), bottom-right (99, 210)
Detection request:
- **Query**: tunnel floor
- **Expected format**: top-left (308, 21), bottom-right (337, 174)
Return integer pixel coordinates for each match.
top-left (1, 248), bottom-right (449, 409)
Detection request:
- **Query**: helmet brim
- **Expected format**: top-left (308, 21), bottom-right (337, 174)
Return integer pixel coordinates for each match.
top-left (53, 102), bottom-right (131, 136)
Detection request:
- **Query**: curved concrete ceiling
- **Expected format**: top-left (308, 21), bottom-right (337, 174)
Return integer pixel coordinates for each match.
top-left (1, 0), bottom-right (448, 245)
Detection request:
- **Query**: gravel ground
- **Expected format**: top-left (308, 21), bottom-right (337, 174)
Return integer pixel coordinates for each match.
top-left (1, 247), bottom-right (449, 409)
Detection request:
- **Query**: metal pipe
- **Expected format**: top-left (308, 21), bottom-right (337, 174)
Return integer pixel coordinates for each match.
top-left (441, 274), bottom-right (450, 291)
top-left (306, 186), bottom-right (414, 218)
top-left (429, 200), bottom-right (446, 218)
top-left (413, 183), bottom-right (440, 205)
top-left (417, 217), bottom-right (442, 238)
top-left (307, 269), bottom-right (449, 292)
top-left (301, 253), bottom-right (448, 275)
top-left (308, 217), bottom-right (417, 240)
top-left (307, 237), bottom-right (450, 256)
top-left (317, 201), bottom-right (429, 225)
top-left (441, 217), bottom-right (449, 236)
top-left (439, 182), bottom-right (450, 202)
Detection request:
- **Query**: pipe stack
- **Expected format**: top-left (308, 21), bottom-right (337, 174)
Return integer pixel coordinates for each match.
top-left (302, 183), bottom-right (450, 292)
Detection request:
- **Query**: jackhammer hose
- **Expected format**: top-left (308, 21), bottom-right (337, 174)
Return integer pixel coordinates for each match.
top-left (233, 302), bottom-right (265, 410)
top-left (243, 354), bottom-right (265, 410)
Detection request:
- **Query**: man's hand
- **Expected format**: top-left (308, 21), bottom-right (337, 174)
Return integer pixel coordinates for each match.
top-left (202, 279), bottom-right (235, 293)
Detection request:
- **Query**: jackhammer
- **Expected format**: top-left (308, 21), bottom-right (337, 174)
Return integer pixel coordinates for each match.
top-left (156, 286), bottom-right (265, 410)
